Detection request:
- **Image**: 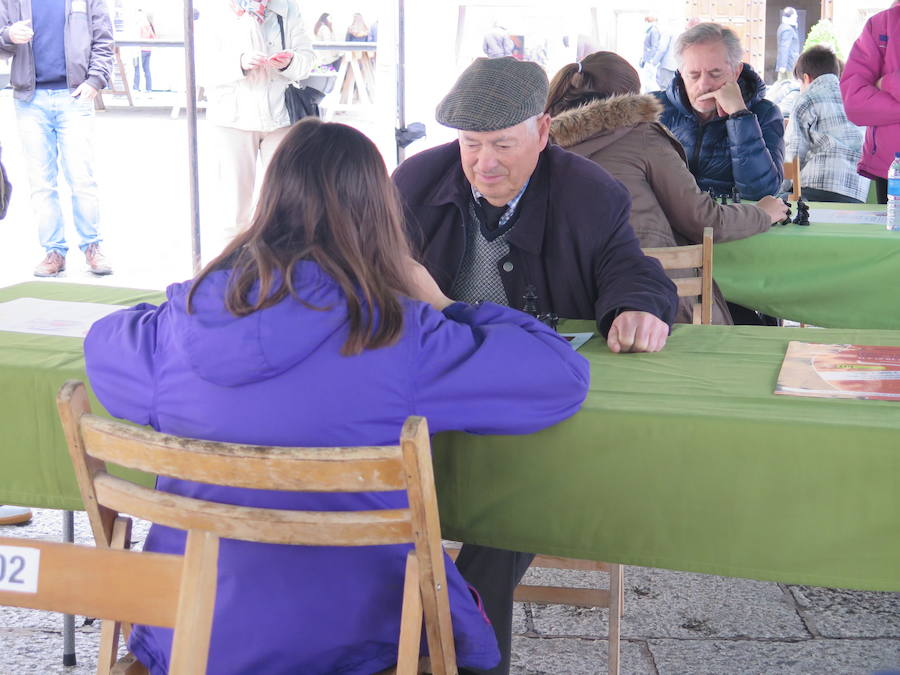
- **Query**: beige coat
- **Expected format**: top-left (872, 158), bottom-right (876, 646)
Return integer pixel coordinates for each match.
top-left (203, 0), bottom-right (315, 132)
top-left (551, 94), bottom-right (771, 325)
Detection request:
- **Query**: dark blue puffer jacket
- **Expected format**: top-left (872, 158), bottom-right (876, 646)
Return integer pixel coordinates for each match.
top-left (654, 64), bottom-right (785, 200)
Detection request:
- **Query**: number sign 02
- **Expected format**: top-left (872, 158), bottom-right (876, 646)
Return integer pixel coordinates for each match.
top-left (0, 545), bottom-right (40, 593)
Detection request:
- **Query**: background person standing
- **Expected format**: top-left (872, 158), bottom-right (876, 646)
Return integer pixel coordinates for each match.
top-left (132, 7), bottom-right (155, 92)
top-left (345, 11), bottom-right (369, 42)
top-left (482, 20), bottom-right (514, 59)
top-left (639, 15), bottom-right (661, 91)
top-left (0, 0), bottom-right (114, 277)
top-left (202, 0), bottom-right (314, 250)
top-left (776, 7), bottom-right (800, 79)
top-left (312, 12), bottom-right (340, 70)
top-left (840, 2), bottom-right (900, 204)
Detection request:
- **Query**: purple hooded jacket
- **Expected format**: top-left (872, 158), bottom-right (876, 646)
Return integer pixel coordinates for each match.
top-left (841, 5), bottom-right (900, 180)
top-left (83, 261), bottom-right (589, 675)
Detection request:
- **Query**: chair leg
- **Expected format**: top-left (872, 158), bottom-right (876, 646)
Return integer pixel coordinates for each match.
top-left (169, 531), bottom-right (219, 675)
top-left (617, 565), bottom-right (624, 619)
top-left (396, 552), bottom-right (423, 675)
top-left (608, 563), bottom-right (623, 675)
top-left (97, 517), bottom-right (133, 675)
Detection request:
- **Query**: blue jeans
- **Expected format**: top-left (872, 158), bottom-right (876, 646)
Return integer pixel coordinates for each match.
top-left (133, 51), bottom-right (152, 91)
top-left (14, 89), bottom-right (102, 255)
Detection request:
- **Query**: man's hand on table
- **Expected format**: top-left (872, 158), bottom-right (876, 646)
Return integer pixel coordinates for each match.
top-left (757, 195), bottom-right (790, 224)
top-left (607, 311), bottom-right (668, 353)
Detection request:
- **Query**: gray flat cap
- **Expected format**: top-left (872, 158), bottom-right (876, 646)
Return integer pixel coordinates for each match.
top-left (436, 57), bottom-right (549, 132)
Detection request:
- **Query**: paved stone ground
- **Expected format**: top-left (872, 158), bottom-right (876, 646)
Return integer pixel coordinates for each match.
top-left (1, 510), bottom-right (898, 674)
top-left (0, 94), bottom-right (898, 675)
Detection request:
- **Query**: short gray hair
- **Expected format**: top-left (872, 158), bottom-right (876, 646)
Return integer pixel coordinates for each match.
top-left (676, 23), bottom-right (744, 68)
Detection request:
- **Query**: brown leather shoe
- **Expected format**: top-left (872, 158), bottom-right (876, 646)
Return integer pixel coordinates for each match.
top-left (34, 250), bottom-right (66, 277)
top-left (85, 243), bottom-right (113, 275)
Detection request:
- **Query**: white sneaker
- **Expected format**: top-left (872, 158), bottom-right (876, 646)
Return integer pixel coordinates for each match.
top-left (0, 505), bottom-right (32, 525)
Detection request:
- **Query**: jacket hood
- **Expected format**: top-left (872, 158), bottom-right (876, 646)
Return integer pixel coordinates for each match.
top-left (550, 94), bottom-right (662, 149)
top-left (663, 63), bottom-right (767, 117)
top-left (165, 262), bottom-right (350, 387)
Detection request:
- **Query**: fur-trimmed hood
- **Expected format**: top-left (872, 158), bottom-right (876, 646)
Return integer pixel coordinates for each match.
top-left (550, 94), bottom-right (663, 149)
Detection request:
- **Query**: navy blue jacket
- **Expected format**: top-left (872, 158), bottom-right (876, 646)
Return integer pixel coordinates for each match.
top-left (654, 64), bottom-right (785, 200)
top-left (392, 141), bottom-right (678, 336)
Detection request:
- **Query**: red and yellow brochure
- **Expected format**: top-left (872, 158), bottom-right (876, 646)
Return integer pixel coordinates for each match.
top-left (775, 342), bottom-right (900, 401)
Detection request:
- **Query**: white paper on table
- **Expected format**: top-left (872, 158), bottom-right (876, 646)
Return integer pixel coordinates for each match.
top-left (0, 297), bottom-right (125, 338)
top-left (808, 209), bottom-right (887, 226)
top-left (560, 332), bottom-right (592, 351)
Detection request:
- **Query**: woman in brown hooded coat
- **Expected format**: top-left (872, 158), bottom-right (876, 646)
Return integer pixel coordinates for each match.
top-left (547, 51), bottom-right (788, 324)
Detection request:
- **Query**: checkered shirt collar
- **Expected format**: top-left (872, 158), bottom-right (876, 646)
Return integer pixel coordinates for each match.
top-left (470, 179), bottom-right (530, 229)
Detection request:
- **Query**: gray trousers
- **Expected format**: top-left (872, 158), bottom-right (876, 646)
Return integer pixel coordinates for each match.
top-left (455, 545), bottom-right (535, 675)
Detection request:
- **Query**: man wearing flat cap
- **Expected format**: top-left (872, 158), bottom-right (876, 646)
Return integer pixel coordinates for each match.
top-left (393, 57), bottom-right (677, 674)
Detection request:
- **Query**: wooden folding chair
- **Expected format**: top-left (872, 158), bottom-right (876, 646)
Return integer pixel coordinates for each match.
top-left (503, 228), bottom-right (717, 675)
top-left (783, 156), bottom-right (801, 201)
top-left (57, 380), bottom-right (457, 675)
top-left (465, 549), bottom-right (623, 674)
top-left (0, 535), bottom-right (215, 675)
top-left (643, 226), bottom-right (715, 326)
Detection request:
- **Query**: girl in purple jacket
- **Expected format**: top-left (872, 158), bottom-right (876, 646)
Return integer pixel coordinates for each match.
top-left (84, 118), bottom-right (590, 674)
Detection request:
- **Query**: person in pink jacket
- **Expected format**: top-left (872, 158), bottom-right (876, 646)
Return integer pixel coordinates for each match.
top-left (840, 3), bottom-right (900, 203)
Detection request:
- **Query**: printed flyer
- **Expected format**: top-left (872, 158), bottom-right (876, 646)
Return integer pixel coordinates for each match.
top-left (775, 342), bottom-right (900, 401)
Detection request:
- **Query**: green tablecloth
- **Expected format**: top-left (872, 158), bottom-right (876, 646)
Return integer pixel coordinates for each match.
top-left (2, 283), bottom-right (899, 591)
top-left (433, 320), bottom-right (900, 592)
top-left (714, 203), bottom-right (899, 329)
top-left (0, 283), bottom-right (163, 508)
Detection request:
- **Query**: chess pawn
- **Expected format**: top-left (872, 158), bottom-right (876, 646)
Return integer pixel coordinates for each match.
top-left (780, 197), bottom-right (793, 225)
top-left (793, 198), bottom-right (810, 226)
top-left (539, 312), bottom-right (559, 332)
top-left (522, 285), bottom-right (539, 318)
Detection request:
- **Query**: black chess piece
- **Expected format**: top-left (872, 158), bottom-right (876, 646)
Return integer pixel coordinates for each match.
top-left (720, 194), bottom-right (729, 206)
top-left (731, 186), bottom-right (741, 204)
top-left (522, 285), bottom-right (539, 318)
top-left (779, 197), bottom-right (793, 225)
top-left (539, 312), bottom-right (559, 332)
top-left (707, 188), bottom-right (717, 202)
top-left (793, 198), bottom-right (810, 226)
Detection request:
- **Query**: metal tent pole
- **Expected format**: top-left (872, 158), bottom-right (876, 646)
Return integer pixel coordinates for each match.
top-left (62, 510), bottom-right (76, 666)
top-left (396, 0), bottom-right (406, 165)
top-left (184, 0), bottom-right (201, 275)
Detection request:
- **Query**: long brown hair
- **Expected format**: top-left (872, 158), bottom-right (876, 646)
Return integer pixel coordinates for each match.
top-left (545, 51), bottom-right (641, 117)
top-left (189, 118), bottom-right (415, 356)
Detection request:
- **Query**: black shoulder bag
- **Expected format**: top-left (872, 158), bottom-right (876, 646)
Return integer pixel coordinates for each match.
top-left (276, 15), bottom-right (325, 123)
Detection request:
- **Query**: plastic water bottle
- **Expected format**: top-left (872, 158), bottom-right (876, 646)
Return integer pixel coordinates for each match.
top-left (888, 152), bottom-right (900, 231)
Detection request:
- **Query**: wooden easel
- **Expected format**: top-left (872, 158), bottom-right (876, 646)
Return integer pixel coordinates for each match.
top-left (95, 46), bottom-right (133, 111)
top-left (321, 50), bottom-right (375, 120)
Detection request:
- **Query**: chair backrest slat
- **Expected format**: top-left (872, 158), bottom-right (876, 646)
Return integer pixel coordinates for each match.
top-left (643, 227), bottom-right (714, 325)
top-left (81, 416), bottom-right (408, 492)
top-left (641, 243), bottom-right (702, 269)
top-left (673, 277), bottom-right (702, 296)
top-left (0, 537), bottom-right (181, 628)
top-left (93, 474), bottom-right (415, 546)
